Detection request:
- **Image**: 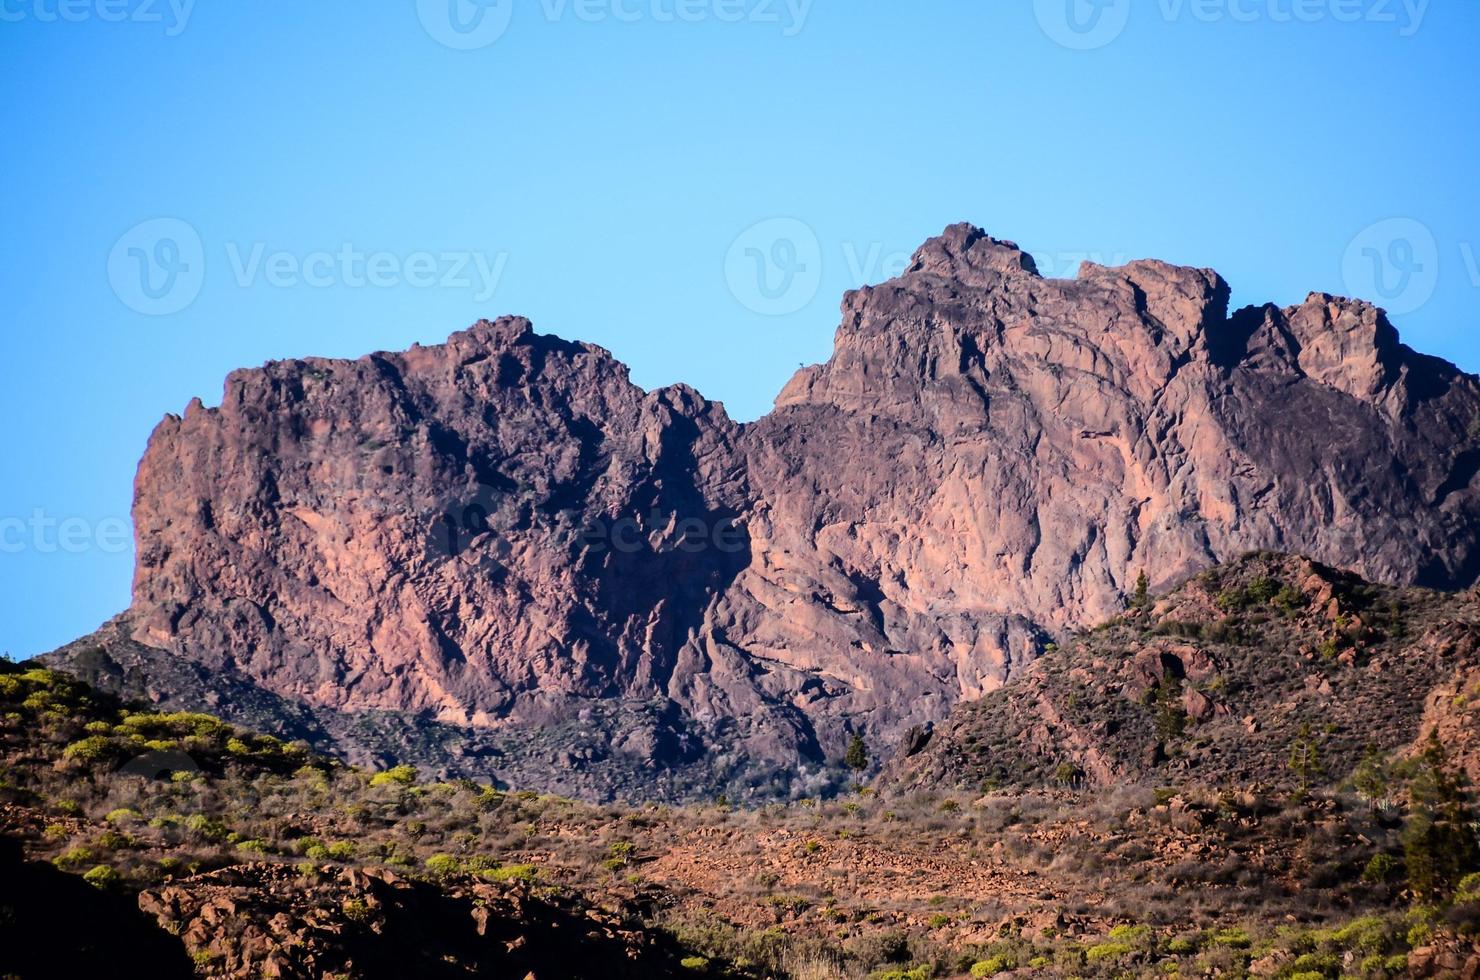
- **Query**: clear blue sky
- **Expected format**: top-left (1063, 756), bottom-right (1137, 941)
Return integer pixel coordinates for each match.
top-left (2, 1), bottom-right (1478, 659)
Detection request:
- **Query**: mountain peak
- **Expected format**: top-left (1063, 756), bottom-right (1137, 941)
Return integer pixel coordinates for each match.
top-left (906, 222), bottom-right (1040, 280)
top-left (50, 223), bottom-right (1480, 802)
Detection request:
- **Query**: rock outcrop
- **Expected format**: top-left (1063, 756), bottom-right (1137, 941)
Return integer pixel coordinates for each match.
top-left (50, 223), bottom-right (1480, 799)
top-left (879, 553), bottom-right (1480, 794)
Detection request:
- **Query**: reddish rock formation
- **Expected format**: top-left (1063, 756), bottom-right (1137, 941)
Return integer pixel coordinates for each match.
top-left (50, 223), bottom-right (1480, 799)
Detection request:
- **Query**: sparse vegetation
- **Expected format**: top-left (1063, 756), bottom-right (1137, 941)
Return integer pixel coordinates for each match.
top-left (5, 558), bottom-right (1480, 978)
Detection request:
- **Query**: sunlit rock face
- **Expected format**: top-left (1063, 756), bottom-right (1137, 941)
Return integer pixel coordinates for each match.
top-left (54, 223), bottom-right (1480, 799)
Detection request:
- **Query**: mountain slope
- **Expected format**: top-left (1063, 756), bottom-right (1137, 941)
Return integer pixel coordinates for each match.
top-left (881, 553), bottom-right (1480, 794)
top-left (48, 223), bottom-right (1480, 800)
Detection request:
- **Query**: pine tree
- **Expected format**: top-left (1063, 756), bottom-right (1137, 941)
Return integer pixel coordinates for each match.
top-left (1153, 675), bottom-right (1187, 742)
top-left (1130, 570), bottom-right (1150, 610)
top-left (1403, 734), bottom-right (1478, 899)
top-left (1288, 723), bottom-right (1323, 793)
top-left (1352, 744), bottom-right (1391, 807)
top-left (845, 733), bottom-right (869, 774)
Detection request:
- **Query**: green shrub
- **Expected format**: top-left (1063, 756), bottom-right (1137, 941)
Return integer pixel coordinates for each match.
top-left (483, 863), bottom-right (538, 885)
top-left (680, 956), bottom-right (710, 972)
top-left (54, 846), bottom-right (94, 869)
top-left (61, 736), bottom-right (114, 764)
top-left (82, 865), bottom-right (122, 890)
top-left (1109, 924), bottom-right (1151, 944)
top-left (1209, 927), bottom-right (1251, 949)
top-left (342, 898), bottom-right (372, 923)
top-left (1292, 951), bottom-right (1339, 975)
top-left (369, 765), bottom-right (417, 788)
top-left (97, 830), bottom-right (134, 851)
top-left (1362, 853), bottom-right (1399, 884)
top-left (1085, 942), bottom-right (1132, 962)
top-left (870, 968), bottom-right (931, 980)
top-left (970, 955), bottom-right (1014, 976)
top-left (184, 814), bottom-right (229, 842)
top-left (425, 854), bottom-right (461, 878)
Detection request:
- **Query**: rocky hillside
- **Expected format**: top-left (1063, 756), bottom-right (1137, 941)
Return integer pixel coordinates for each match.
top-left (881, 553), bottom-right (1480, 795)
top-left (5, 659), bottom-right (1480, 979)
top-left (49, 223), bottom-right (1480, 800)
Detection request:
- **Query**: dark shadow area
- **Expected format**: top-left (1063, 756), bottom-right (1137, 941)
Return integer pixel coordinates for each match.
top-left (0, 836), bottom-right (195, 980)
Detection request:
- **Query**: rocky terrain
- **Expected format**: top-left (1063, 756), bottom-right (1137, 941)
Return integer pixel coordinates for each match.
top-left (882, 553), bottom-right (1480, 795)
top-left (47, 223), bottom-right (1480, 800)
top-left (4, 622), bottom-right (1480, 979)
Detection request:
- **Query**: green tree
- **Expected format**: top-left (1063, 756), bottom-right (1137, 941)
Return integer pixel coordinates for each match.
top-left (1403, 734), bottom-right (1478, 899)
top-left (845, 733), bottom-right (869, 774)
top-left (1353, 744), bottom-right (1392, 807)
top-left (1153, 675), bottom-right (1186, 742)
top-left (1130, 570), bottom-right (1150, 610)
top-left (1288, 723), bottom-right (1323, 792)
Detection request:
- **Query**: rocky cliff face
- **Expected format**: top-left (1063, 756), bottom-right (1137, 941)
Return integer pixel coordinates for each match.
top-left (50, 223), bottom-right (1480, 800)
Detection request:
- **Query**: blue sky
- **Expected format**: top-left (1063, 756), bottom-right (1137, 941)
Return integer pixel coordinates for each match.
top-left (2, 0), bottom-right (1478, 658)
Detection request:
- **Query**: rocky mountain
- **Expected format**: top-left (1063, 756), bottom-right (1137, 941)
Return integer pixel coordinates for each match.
top-left (48, 223), bottom-right (1480, 800)
top-left (880, 552), bottom-right (1480, 794)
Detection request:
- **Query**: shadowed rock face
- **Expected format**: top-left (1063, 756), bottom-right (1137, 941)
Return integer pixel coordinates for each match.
top-left (50, 223), bottom-right (1480, 799)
